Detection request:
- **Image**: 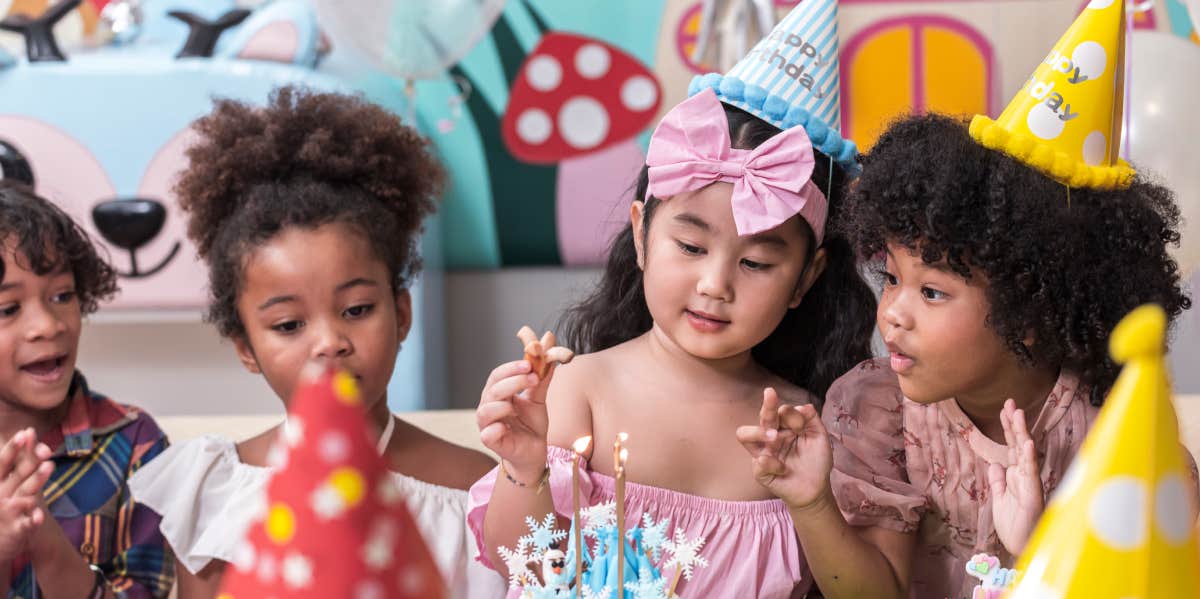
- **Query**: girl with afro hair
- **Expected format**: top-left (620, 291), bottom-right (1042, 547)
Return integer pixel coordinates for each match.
top-left (735, 111), bottom-right (1197, 599)
top-left (129, 87), bottom-right (505, 598)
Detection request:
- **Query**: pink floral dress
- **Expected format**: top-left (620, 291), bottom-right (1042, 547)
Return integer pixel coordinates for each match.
top-left (823, 358), bottom-right (1097, 599)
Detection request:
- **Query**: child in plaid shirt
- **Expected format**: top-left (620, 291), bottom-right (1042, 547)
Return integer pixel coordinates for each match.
top-left (0, 182), bottom-right (173, 599)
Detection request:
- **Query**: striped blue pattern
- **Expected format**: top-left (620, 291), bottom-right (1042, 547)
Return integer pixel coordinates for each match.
top-left (726, 0), bottom-right (841, 131)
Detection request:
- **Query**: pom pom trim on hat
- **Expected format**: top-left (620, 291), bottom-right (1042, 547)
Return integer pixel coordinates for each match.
top-left (968, 115), bottom-right (1136, 191)
top-left (688, 73), bottom-right (861, 178)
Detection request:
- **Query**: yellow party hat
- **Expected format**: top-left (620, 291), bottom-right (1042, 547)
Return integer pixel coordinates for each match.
top-left (1004, 305), bottom-right (1200, 598)
top-left (971, 0), bottom-right (1136, 189)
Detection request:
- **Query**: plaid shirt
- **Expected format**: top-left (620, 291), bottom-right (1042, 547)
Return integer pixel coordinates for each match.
top-left (8, 374), bottom-right (174, 599)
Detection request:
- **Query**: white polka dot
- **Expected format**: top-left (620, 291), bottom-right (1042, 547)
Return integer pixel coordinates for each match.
top-left (621, 76), bottom-right (658, 112)
top-left (355, 580), bottom-right (384, 599)
top-left (1155, 474), bottom-right (1192, 544)
top-left (319, 431), bottom-right (349, 463)
top-left (400, 566), bottom-right (427, 594)
top-left (1083, 131), bottom-right (1107, 166)
top-left (1071, 41), bottom-right (1107, 81)
top-left (1027, 103), bottom-right (1066, 140)
top-left (233, 541), bottom-right (257, 573)
top-left (558, 97), bottom-right (610, 150)
top-left (526, 55), bottom-right (562, 92)
top-left (575, 44), bottom-right (611, 79)
top-left (517, 109), bottom-right (553, 145)
top-left (281, 553), bottom-right (313, 589)
top-left (256, 552), bottom-right (278, 583)
top-left (1089, 476), bottom-right (1148, 550)
top-left (1052, 457), bottom-right (1086, 505)
top-left (1088, 0), bottom-right (1115, 8)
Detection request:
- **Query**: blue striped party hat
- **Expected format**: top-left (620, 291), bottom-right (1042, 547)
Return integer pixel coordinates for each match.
top-left (688, 0), bottom-right (858, 176)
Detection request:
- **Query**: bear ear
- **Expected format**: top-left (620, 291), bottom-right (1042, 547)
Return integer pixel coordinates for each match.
top-left (215, 0), bottom-right (322, 67)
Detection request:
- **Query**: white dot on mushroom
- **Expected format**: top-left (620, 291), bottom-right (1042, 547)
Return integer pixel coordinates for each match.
top-left (559, 97), bottom-right (610, 150)
top-left (576, 43), bottom-right (611, 79)
top-left (621, 76), bottom-right (658, 112)
top-left (526, 55), bottom-right (562, 92)
top-left (516, 109), bottom-right (553, 145)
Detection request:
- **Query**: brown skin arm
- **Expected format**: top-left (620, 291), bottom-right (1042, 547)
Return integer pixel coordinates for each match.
top-left (175, 559), bottom-right (224, 599)
top-left (791, 490), bottom-right (916, 599)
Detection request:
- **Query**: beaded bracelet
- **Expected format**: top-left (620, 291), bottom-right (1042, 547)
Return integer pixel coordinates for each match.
top-left (500, 459), bottom-right (550, 495)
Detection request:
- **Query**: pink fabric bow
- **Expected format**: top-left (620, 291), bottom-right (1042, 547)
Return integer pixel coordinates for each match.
top-left (645, 88), bottom-right (828, 243)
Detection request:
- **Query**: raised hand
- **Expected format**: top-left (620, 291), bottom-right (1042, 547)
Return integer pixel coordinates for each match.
top-left (477, 327), bottom-right (573, 484)
top-left (736, 388), bottom-right (833, 509)
top-left (0, 429), bottom-right (54, 562)
top-left (987, 399), bottom-right (1044, 555)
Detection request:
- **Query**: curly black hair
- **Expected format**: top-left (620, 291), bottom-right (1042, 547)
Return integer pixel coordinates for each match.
top-left (0, 182), bottom-right (118, 313)
top-left (175, 86), bottom-right (445, 339)
top-left (842, 112), bottom-right (1191, 404)
top-left (559, 104), bottom-right (878, 400)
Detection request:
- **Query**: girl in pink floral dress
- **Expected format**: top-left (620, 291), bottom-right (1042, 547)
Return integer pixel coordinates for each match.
top-left (736, 114), bottom-right (1197, 599)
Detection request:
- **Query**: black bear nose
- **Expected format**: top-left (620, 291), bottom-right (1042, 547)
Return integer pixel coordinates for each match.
top-left (92, 198), bottom-right (166, 251)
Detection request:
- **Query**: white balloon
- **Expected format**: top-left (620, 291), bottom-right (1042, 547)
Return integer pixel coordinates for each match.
top-left (1125, 31), bottom-right (1200, 275)
top-left (312, 0), bottom-right (506, 80)
top-left (1187, 0), bottom-right (1200, 35)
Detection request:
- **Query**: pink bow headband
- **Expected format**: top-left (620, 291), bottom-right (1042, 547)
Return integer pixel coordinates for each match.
top-left (645, 88), bottom-right (828, 244)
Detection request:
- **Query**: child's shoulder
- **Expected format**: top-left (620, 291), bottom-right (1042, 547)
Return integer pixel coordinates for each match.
top-left (823, 358), bottom-right (903, 416)
top-left (392, 418), bottom-right (495, 491)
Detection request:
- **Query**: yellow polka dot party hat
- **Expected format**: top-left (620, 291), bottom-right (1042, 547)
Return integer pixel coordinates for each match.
top-left (1004, 305), bottom-right (1200, 598)
top-left (218, 360), bottom-right (446, 598)
top-left (970, 0), bottom-right (1136, 190)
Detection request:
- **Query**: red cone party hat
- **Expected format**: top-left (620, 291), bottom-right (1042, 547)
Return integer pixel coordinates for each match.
top-left (218, 361), bottom-right (446, 599)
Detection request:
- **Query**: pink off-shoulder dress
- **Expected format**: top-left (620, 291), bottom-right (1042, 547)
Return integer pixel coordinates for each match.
top-left (468, 446), bottom-right (813, 598)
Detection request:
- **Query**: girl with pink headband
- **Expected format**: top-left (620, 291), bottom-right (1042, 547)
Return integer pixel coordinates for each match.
top-left (469, 1), bottom-right (876, 596)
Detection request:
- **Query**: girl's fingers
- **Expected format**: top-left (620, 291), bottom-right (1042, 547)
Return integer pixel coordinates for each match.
top-left (483, 361), bottom-right (533, 391)
top-left (754, 455), bottom-right (788, 478)
top-left (482, 373), bottom-right (539, 405)
top-left (15, 461), bottom-right (53, 497)
top-left (479, 421), bottom-right (510, 450)
top-left (760, 388), bottom-right (781, 433)
top-left (1019, 439), bottom-right (1038, 478)
top-left (987, 462), bottom-right (1007, 498)
top-left (778, 404), bottom-right (821, 436)
top-left (476, 400), bottom-right (516, 431)
top-left (1000, 400), bottom-right (1017, 449)
top-left (736, 425), bottom-right (770, 451)
top-left (1012, 408), bottom-right (1033, 446)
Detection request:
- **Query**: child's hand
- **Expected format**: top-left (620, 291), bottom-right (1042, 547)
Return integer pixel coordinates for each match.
top-left (477, 360), bottom-right (554, 483)
top-left (0, 429), bottom-right (54, 561)
top-left (736, 388), bottom-right (833, 509)
top-left (987, 400), bottom-right (1043, 555)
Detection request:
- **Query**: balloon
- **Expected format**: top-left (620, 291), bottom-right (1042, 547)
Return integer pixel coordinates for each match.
top-left (1125, 31), bottom-right (1200, 275)
top-left (312, 0), bottom-right (505, 80)
top-left (1186, 0), bottom-right (1200, 35)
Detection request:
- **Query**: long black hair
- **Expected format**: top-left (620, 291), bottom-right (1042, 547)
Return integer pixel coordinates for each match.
top-left (559, 104), bottom-right (877, 400)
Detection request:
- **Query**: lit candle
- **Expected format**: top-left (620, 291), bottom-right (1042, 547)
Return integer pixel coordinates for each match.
top-left (572, 435), bottom-right (592, 591)
top-left (615, 445), bottom-right (628, 595)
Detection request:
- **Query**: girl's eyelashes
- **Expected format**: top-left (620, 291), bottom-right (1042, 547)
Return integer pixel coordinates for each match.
top-left (921, 286), bottom-right (947, 301)
top-left (675, 240), bottom-right (704, 256)
top-left (344, 303), bottom-right (375, 319)
top-left (50, 289), bottom-right (76, 304)
top-left (740, 258), bottom-right (772, 271)
top-left (873, 267), bottom-right (898, 287)
top-left (0, 303), bottom-right (18, 318)
top-left (271, 320), bottom-right (304, 334)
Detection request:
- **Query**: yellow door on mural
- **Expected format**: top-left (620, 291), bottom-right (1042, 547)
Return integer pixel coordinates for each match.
top-left (843, 16), bottom-right (992, 151)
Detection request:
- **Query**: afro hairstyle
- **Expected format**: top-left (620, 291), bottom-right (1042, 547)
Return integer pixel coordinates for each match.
top-left (175, 86), bottom-right (445, 339)
top-left (842, 112), bottom-right (1190, 404)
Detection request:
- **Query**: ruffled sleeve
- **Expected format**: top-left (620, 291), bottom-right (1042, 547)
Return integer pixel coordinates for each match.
top-left (467, 446), bottom-right (589, 570)
top-left (823, 359), bottom-right (927, 533)
top-left (128, 435), bottom-right (270, 574)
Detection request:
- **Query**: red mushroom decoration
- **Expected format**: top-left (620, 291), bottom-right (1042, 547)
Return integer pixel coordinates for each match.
top-left (217, 362), bottom-right (445, 599)
top-left (502, 32), bottom-right (662, 164)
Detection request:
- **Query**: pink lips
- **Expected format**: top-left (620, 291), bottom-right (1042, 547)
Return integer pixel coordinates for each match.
top-left (685, 309), bottom-right (730, 333)
top-left (21, 355), bottom-right (67, 383)
top-left (885, 342), bottom-right (915, 375)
